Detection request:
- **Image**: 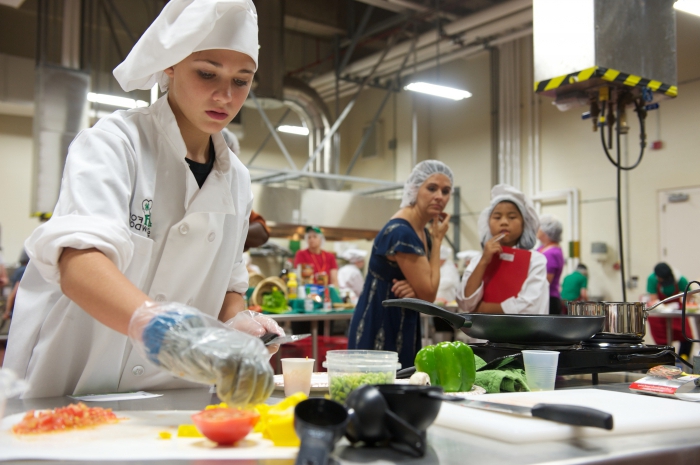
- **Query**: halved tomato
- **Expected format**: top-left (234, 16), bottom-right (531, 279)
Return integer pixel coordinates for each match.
top-left (191, 408), bottom-right (260, 445)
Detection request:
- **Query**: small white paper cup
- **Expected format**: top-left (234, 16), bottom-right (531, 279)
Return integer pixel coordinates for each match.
top-left (281, 358), bottom-right (315, 397)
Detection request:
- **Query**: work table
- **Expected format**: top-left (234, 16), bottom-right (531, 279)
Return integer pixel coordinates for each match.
top-left (3, 372), bottom-right (700, 465)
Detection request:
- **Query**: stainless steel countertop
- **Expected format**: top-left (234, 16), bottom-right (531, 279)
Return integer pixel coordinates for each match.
top-left (4, 372), bottom-right (700, 465)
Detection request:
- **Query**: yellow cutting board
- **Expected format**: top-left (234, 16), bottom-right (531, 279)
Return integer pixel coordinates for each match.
top-left (0, 410), bottom-right (298, 461)
top-left (434, 388), bottom-right (700, 443)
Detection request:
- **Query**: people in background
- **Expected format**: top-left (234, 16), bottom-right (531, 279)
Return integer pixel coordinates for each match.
top-left (293, 226), bottom-right (339, 286)
top-left (436, 245), bottom-right (460, 304)
top-left (647, 262), bottom-right (692, 358)
top-left (4, 0), bottom-right (282, 402)
top-left (537, 214), bottom-right (565, 315)
top-left (457, 184), bottom-right (548, 315)
top-left (221, 128), bottom-right (271, 253)
top-left (245, 210), bottom-right (270, 251)
top-left (338, 248), bottom-right (367, 303)
top-left (561, 263), bottom-right (588, 309)
top-left (0, 251), bottom-right (8, 290)
top-left (243, 251), bottom-right (262, 275)
top-left (2, 250), bottom-right (29, 321)
top-left (348, 160), bottom-right (453, 369)
top-left (457, 250), bottom-right (480, 273)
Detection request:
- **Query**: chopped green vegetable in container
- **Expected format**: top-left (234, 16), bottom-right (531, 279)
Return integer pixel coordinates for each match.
top-left (323, 350), bottom-right (400, 403)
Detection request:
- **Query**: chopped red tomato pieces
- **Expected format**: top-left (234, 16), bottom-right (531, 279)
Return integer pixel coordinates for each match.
top-left (12, 402), bottom-right (119, 435)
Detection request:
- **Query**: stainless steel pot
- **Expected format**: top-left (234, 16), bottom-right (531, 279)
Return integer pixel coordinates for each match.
top-left (568, 288), bottom-right (700, 338)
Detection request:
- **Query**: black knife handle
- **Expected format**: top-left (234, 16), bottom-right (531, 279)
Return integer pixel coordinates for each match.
top-left (260, 332), bottom-right (278, 345)
top-left (531, 403), bottom-right (614, 430)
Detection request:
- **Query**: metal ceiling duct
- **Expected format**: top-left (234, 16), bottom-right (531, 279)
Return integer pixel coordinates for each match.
top-left (254, 0), bottom-right (285, 105)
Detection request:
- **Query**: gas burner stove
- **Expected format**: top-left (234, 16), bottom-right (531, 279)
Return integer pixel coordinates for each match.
top-left (471, 342), bottom-right (676, 379)
top-left (488, 342), bottom-right (582, 351)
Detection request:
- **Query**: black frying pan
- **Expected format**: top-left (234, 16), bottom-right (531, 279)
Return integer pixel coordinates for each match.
top-left (382, 298), bottom-right (605, 344)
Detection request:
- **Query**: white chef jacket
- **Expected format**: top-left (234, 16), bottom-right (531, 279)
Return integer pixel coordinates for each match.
top-left (436, 261), bottom-right (460, 303)
top-left (456, 250), bottom-right (548, 314)
top-left (4, 95), bottom-right (252, 398)
top-left (338, 264), bottom-right (364, 300)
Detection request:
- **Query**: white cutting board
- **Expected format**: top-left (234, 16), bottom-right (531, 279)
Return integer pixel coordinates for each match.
top-left (434, 389), bottom-right (700, 443)
top-left (0, 410), bottom-right (298, 461)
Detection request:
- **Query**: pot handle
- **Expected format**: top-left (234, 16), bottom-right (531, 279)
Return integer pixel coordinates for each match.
top-left (382, 298), bottom-right (472, 329)
top-left (647, 288), bottom-right (700, 312)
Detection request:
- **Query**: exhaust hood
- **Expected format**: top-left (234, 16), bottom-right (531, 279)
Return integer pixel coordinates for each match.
top-left (251, 184), bottom-right (400, 241)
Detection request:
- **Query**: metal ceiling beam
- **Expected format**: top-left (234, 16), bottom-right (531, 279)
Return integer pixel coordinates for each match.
top-left (249, 166), bottom-right (404, 187)
top-left (249, 91), bottom-right (299, 171)
top-left (338, 5), bottom-right (374, 75)
top-left (246, 108), bottom-right (292, 167)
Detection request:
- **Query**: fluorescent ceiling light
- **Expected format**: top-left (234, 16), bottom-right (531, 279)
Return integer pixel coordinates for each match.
top-left (674, 0), bottom-right (700, 16)
top-left (87, 92), bottom-right (148, 109)
top-left (277, 125), bottom-right (309, 136)
top-left (404, 82), bottom-right (472, 101)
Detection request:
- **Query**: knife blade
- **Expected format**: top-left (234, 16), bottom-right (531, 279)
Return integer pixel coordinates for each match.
top-left (453, 398), bottom-right (614, 430)
top-left (260, 333), bottom-right (311, 346)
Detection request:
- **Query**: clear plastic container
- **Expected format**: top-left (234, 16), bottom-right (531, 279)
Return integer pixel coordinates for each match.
top-left (323, 350), bottom-right (401, 403)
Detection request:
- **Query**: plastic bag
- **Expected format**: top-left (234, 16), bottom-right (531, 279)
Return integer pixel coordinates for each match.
top-left (129, 302), bottom-right (274, 406)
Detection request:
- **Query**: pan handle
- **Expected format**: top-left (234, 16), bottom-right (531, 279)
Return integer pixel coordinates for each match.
top-left (647, 288), bottom-right (700, 312)
top-left (382, 298), bottom-right (472, 330)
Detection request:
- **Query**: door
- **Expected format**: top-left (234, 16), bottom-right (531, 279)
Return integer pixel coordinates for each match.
top-left (659, 186), bottom-right (700, 282)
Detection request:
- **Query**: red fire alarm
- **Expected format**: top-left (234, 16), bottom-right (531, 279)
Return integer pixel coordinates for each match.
top-left (651, 140), bottom-right (663, 150)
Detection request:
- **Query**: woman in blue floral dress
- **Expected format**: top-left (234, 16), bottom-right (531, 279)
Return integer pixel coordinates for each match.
top-left (348, 161), bottom-right (453, 368)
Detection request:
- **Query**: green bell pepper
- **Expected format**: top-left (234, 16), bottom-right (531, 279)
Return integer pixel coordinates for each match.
top-left (414, 341), bottom-right (476, 392)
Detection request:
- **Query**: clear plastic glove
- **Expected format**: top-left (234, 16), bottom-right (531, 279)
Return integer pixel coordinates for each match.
top-left (224, 310), bottom-right (284, 338)
top-left (225, 311), bottom-right (285, 357)
top-left (128, 302), bottom-right (274, 406)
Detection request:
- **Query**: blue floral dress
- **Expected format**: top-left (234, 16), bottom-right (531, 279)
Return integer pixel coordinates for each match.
top-left (347, 218), bottom-right (431, 369)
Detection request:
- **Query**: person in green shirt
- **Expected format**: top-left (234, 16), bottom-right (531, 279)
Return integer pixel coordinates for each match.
top-left (561, 264), bottom-right (589, 304)
top-left (647, 262), bottom-right (691, 358)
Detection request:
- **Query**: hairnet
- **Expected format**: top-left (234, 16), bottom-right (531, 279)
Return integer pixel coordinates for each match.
top-left (477, 184), bottom-right (539, 250)
top-left (113, 0), bottom-right (258, 92)
top-left (400, 160), bottom-right (454, 208)
top-left (538, 214), bottom-right (563, 243)
top-left (340, 249), bottom-right (367, 264)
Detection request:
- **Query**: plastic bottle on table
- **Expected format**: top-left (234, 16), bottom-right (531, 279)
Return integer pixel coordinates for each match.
top-left (303, 286), bottom-right (315, 312)
top-left (287, 272), bottom-right (298, 300)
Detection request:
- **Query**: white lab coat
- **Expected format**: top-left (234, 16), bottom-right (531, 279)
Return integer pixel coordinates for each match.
top-left (5, 95), bottom-right (252, 398)
top-left (436, 260), bottom-right (461, 303)
top-left (456, 250), bottom-right (549, 314)
top-left (338, 264), bottom-right (364, 300)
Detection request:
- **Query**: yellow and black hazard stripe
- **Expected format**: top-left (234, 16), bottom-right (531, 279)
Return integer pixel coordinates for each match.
top-left (534, 66), bottom-right (677, 98)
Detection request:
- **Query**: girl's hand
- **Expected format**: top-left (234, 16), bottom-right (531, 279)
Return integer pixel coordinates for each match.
top-left (430, 213), bottom-right (451, 242)
top-left (480, 234), bottom-right (504, 266)
top-left (391, 279), bottom-right (416, 299)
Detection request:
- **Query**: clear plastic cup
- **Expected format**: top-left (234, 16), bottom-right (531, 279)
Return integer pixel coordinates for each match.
top-left (281, 358), bottom-right (315, 396)
top-left (323, 350), bottom-right (401, 403)
top-left (521, 350), bottom-right (559, 391)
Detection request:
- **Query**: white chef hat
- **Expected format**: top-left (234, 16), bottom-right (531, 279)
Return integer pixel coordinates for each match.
top-left (340, 249), bottom-right (368, 264)
top-left (113, 0), bottom-right (258, 92)
top-left (400, 160), bottom-right (454, 208)
top-left (477, 184), bottom-right (540, 250)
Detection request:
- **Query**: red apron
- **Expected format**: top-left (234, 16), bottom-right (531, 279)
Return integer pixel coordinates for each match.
top-left (648, 281), bottom-right (690, 345)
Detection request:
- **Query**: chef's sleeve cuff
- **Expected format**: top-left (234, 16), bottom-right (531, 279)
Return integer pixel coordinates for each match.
top-left (25, 214), bottom-right (133, 284)
top-left (227, 260), bottom-right (249, 294)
